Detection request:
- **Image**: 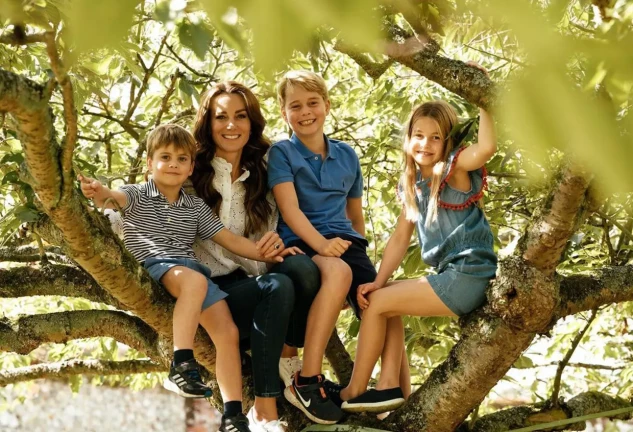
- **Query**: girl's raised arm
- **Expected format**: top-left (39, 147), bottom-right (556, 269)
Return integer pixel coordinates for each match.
top-left (454, 62), bottom-right (497, 172)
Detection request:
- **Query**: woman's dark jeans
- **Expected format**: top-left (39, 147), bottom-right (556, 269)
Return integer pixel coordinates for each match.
top-left (211, 255), bottom-right (320, 397)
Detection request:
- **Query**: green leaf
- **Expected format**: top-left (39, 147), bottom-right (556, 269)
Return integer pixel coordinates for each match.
top-left (66, 0), bottom-right (142, 52)
top-left (177, 20), bottom-right (213, 60)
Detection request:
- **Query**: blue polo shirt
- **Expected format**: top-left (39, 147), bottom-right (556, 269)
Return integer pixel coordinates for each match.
top-left (268, 134), bottom-right (364, 244)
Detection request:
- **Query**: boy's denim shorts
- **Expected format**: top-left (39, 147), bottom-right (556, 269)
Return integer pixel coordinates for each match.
top-left (427, 255), bottom-right (496, 316)
top-left (144, 257), bottom-right (227, 311)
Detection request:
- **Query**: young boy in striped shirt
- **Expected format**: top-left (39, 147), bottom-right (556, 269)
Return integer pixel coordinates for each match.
top-left (79, 124), bottom-right (291, 432)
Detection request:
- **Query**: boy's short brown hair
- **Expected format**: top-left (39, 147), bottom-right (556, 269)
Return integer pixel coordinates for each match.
top-left (276, 70), bottom-right (329, 106)
top-left (146, 124), bottom-right (197, 159)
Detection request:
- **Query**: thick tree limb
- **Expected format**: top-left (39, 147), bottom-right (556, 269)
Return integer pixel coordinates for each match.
top-left (519, 160), bottom-right (593, 276)
top-left (333, 41), bottom-right (394, 80)
top-left (558, 265), bottom-right (633, 316)
top-left (0, 245), bottom-right (67, 263)
top-left (467, 391), bottom-right (632, 432)
top-left (325, 329), bottom-right (354, 384)
top-left (0, 69), bottom-right (61, 207)
top-left (0, 359), bottom-right (165, 387)
top-left (0, 31), bottom-right (47, 45)
top-left (0, 264), bottom-right (123, 309)
top-left (41, 31), bottom-right (77, 198)
top-left (0, 310), bottom-right (161, 361)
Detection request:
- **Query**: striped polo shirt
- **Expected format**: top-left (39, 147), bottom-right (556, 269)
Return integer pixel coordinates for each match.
top-left (119, 180), bottom-right (224, 263)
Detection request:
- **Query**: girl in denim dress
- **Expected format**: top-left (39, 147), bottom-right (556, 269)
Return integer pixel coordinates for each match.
top-left (338, 63), bottom-right (498, 413)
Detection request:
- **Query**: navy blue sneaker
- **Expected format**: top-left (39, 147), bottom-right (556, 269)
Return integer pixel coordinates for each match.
top-left (284, 373), bottom-right (343, 424)
top-left (219, 412), bottom-right (251, 432)
top-left (163, 359), bottom-right (212, 398)
top-left (341, 387), bottom-right (405, 413)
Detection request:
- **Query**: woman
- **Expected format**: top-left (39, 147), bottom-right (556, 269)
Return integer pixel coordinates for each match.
top-left (191, 81), bottom-right (320, 432)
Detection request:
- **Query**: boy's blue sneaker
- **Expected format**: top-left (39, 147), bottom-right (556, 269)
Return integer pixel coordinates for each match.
top-left (219, 412), bottom-right (251, 432)
top-left (284, 373), bottom-right (343, 424)
top-left (341, 387), bottom-right (405, 413)
top-left (163, 359), bottom-right (213, 398)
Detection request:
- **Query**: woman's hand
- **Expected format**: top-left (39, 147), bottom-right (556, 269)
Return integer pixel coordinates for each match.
top-left (255, 231), bottom-right (284, 258)
top-left (357, 281), bottom-right (382, 310)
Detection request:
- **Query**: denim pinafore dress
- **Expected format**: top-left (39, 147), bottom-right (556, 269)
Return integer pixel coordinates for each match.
top-left (414, 147), bottom-right (497, 315)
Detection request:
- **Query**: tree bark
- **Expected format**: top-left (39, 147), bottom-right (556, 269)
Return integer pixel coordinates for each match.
top-left (0, 359), bottom-right (165, 387)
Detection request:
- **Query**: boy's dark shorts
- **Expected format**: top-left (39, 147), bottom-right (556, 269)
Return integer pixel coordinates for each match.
top-left (287, 233), bottom-right (376, 318)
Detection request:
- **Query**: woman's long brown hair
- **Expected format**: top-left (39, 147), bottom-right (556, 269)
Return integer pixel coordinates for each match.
top-left (191, 81), bottom-right (272, 237)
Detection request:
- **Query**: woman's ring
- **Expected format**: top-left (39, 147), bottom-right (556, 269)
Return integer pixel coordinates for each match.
top-left (274, 243), bottom-right (280, 250)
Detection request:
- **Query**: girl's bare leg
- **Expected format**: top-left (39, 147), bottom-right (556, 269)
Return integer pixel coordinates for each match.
top-left (340, 278), bottom-right (454, 401)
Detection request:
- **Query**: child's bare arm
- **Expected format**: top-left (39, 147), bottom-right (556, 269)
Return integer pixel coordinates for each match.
top-left (455, 62), bottom-right (497, 172)
top-left (357, 211), bottom-right (415, 310)
top-left (374, 210), bottom-right (416, 287)
top-left (78, 175), bottom-right (127, 209)
top-left (212, 228), bottom-right (284, 263)
top-left (346, 197), bottom-right (365, 237)
top-left (273, 182), bottom-right (351, 257)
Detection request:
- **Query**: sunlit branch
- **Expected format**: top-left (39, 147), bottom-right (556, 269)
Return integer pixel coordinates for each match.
top-left (0, 359), bottom-right (165, 386)
top-left (0, 264), bottom-right (123, 308)
top-left (0, 310), bottom-right (161, 361)
top-left (550, 309), bottom-right (598, 406)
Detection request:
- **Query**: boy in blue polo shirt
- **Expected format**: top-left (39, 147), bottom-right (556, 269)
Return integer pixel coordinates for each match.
top-left (268, 71), bottom-right (407, 425)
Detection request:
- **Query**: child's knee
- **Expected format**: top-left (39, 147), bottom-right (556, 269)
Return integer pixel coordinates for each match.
top-left (317, 258), bottom-right (352, 283)
top-left (187, 272), bottom-right (209, 297)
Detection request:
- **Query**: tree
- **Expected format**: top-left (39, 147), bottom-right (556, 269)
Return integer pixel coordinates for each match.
top-left (1, 0), bottom-right (633, 431)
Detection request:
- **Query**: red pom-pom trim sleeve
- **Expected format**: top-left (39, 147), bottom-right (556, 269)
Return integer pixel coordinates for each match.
top-left (438, 146), bottom-right (488, 211)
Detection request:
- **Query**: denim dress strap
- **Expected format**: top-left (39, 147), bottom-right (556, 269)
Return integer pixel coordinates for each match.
top-left (438, 146), bottom-right (488, 210)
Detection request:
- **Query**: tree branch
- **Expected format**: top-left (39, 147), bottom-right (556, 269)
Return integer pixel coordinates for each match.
top-left (0, 359), bottom-right (165, 387)
top-left (123, 34), bottom-right (168, 124)
top-left (333, 41), bottom-right (395, 80)
top-left (0, 245), bottom-right (68, 263)
top-left (518, 159), bottom-right (593, 276)
top-left (0, 31), bottom-right (47, 45)
top-left (165, 43), bottom-right (215, 78)
top-left (325, 329), bottom-right (354, 384)
top-left (42, 32), bottom-right (77, 199)
top-left (127, 69), bottom-right (184, 184)
top-left (550, 309), bottom-right (598, 406)
top-left (558, 265), bottom-right (633, 317)
top-left (0, 69), bottom-right (61, 206)
top-left (0, 264), bottom-right (123, 309)
top-left (467, 391), bottom-right (632, 432)
top-left (0, 310), bottom-right (161, 361)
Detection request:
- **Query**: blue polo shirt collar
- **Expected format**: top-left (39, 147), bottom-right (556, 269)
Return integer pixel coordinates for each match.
top-left (145, 179), bottom-right (194, 207)
top-left (290, 133), bottom-right (338, 160)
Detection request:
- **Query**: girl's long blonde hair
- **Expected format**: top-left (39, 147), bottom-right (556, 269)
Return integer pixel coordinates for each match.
top-left (401, 100), bottom-right (458, 227)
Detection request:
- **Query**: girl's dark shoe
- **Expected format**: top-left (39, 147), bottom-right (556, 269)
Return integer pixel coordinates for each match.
top-left (341, 387), bottom-right (405, 413)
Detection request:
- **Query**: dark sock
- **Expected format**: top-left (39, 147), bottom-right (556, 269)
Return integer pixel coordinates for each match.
top-left (173, 349), bottom-right (194, 365)
top-left (297, 373), bottom-right (320, 386)
top-left (224, 401), bottom-right (243, 417)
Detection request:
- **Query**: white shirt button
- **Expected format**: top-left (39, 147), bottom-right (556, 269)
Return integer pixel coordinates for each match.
top-left (314, 156), bottom-right (318, 160)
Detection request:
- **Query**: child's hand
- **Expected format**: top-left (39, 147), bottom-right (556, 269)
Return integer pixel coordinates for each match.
top-left (357, 282), bottom-right (382, 310)
top-left (256, 231), bottom-right (284, 258)
top-left (78, 174), bottom-right (104, 200)
top-left (279, 246), bottom-right (305, 257)
top-left (466, 61), bottom-right (489, 77)
top-left (317, 237), bottom-right (352, 257)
